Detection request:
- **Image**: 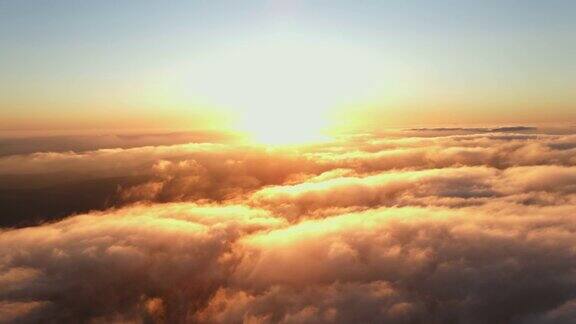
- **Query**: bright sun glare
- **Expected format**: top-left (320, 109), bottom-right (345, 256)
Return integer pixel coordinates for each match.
top-left (185, 34), bottom-right (386, 144)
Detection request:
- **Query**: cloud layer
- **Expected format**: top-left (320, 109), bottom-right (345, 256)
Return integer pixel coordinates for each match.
top-left (1, 127), bottom-right (576, 323)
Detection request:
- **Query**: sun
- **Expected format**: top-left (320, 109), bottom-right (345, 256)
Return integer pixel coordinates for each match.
top-left (183, 33), bottom-right (387, 144)
top-left (237, 107), bottom-right (330, 145)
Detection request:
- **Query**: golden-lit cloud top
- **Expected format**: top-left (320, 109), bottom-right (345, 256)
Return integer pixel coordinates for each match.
top-left (1, 127), bottom-right (576, 323)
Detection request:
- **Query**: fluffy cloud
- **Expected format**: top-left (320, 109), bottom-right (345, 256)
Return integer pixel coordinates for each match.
top-left (2, 204), bottom-right (576, 323)
top-left (0, 203), bottom-right (282, 323)
top-left (219, 205), bottom-right (576, 323)
top-left (1, 127), bottom-right (576, 323)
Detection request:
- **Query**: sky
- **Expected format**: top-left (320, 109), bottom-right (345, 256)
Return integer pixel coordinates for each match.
top-left (1, 0), bottom-right (575, 134)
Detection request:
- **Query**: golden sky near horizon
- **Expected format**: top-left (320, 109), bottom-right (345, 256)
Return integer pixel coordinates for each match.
top-left (1, 1), bottom-right (575, 143)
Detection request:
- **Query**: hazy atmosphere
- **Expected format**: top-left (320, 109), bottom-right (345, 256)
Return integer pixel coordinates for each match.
top-left (1, 1), bottom-right (575, 323)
